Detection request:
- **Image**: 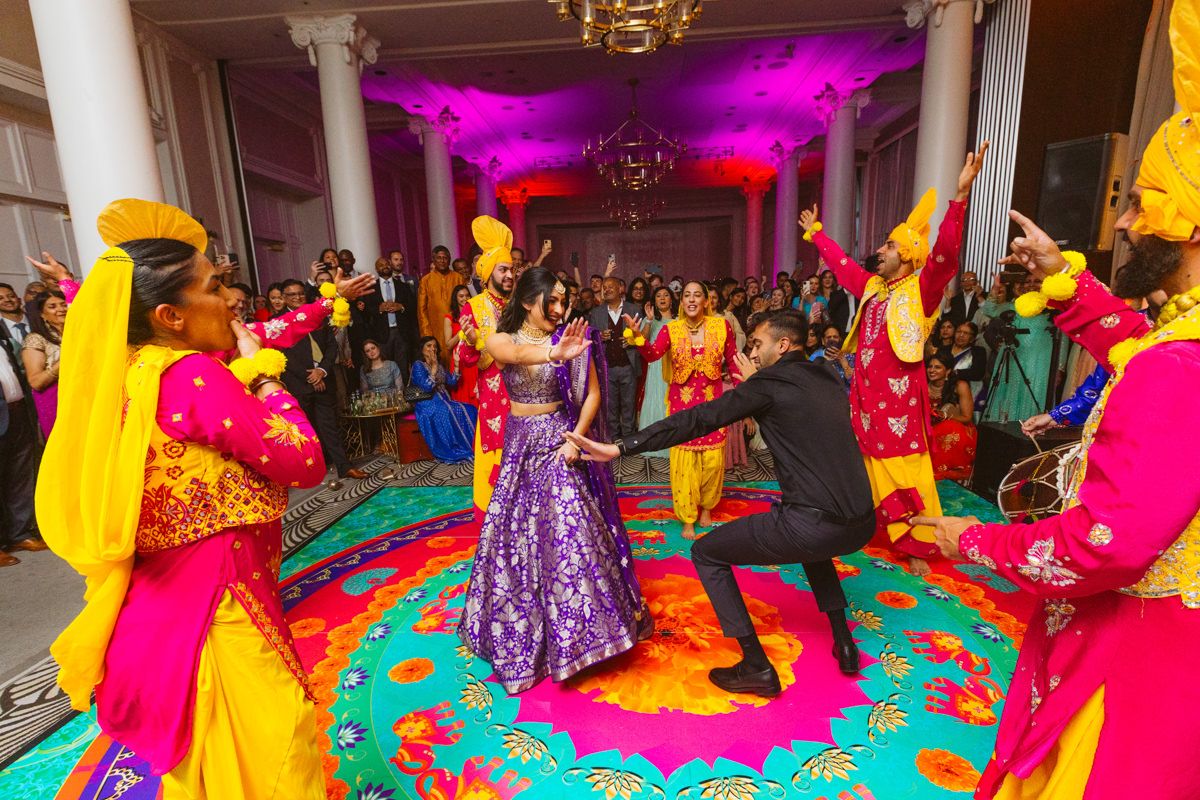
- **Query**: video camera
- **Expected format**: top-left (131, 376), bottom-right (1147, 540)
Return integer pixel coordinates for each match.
top-left (984, 309), bottom-right (1030, 349)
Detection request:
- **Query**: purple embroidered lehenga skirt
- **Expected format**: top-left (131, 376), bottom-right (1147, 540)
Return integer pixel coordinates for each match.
top-left (458, 331), bottom-right (648, 694)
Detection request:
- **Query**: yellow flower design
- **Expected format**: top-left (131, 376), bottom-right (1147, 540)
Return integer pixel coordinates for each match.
top-left (802, 746), bottom-right (858, 782)
top-left (501, 729), bottom-right (549, 764)
top-left (584, 768), bottom-right (644, 800)
top-left (262, 413), bottom-right (310, 450)
top-left (851, 608), bottom-right (884, 631)
top-left (868, 696), bottom-right (909, 741)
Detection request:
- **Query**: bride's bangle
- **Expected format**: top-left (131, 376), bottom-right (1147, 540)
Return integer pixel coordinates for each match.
top-left (546, 344), bottom-right (564, 367)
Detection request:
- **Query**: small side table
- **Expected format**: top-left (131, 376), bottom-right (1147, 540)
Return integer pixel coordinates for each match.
top-left (341, 409), bottom-right (402, 476)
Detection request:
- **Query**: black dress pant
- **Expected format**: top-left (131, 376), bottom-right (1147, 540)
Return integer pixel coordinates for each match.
top-left (298, 389), bottom-right (351, 476)
top-left (0, 400), bottom-right (38, 548)
top-left (691, 503), bottom-right (875, 639)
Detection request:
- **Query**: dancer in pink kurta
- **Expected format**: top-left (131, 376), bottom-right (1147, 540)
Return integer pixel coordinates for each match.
top-left (801, 143), bottom-right (988, 574)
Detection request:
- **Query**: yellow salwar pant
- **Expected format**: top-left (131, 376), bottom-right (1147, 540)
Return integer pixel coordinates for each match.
top-left (473, 425), bottom-right (504, 519)
top-left (994, 686), bottom-right (1104, 800)
top-left (670, 446), bottom-right (725, 524)
top-left (161, 592), bottom-right (324, 800)
top-left (861, 453), bottom-right (941, 547)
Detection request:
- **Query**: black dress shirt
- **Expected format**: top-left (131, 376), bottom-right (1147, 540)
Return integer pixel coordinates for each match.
top-left (621, 350), bottom-right (872, 520)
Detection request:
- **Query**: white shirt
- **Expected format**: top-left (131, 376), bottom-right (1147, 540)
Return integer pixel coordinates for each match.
top-left (378, 278), bottom-right (398, 327)
top-left (2, 316), bottom-right (29, 346)
top-left (607, 305), bottom-right (622, 324)
top-left (0, 347), bottom-right (23, 403)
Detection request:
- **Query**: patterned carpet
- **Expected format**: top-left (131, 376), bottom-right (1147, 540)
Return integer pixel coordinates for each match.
top-left (0, 474), bottom-right (1029, 800)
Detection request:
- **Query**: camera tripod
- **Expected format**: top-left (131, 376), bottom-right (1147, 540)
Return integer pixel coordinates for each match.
top-left (982, 341), bottom-right (1041, 422)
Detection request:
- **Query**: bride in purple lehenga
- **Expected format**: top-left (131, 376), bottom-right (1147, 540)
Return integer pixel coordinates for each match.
top-left (458, 267), bottom-right (650, 694)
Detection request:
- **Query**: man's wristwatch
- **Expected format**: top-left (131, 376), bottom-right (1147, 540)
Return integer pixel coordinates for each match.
top-left (614, 438), bottom-right (628, 456)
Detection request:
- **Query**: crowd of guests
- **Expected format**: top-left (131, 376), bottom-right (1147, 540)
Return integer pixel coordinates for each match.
top-left (0, 241), bottom-right (1071, 569)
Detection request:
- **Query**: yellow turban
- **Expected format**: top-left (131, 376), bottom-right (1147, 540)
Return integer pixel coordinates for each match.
top-left (37, 198), bottom-right (205, 710)
top-left (888, 187), bottom-right (937, 269)
top-left (471, 215), bottom-right (512, 285)
top-left (1133, 0), bottom-right (1200, 241)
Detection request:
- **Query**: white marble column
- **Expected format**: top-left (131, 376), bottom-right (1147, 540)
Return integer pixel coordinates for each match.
top-left (29, 0), bottom-right (164, 269)
top-left (817, 87), bottom-right (871, 253)
top-left (408, 110), bottom-right (461, 257)
top-left (771, 143), bottom-right (801, 282)
top-left (500, 187), bottom-right (528, 256)
top-left (288, 14), bottom-right (382, 264)
top-left (742, 179), bottom-right (770, 281)
top-left (907, 0), bottom-right (987, 225)
top-left (475, 157), bottom-right (501, 219)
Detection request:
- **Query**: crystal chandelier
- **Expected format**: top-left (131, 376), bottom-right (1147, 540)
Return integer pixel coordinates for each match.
top-left (603, 192), bottom-right (666, 230)
top-left (585, 79), bottom-right (686, 192)
top-left (549, 0), bottom-right (703, 54)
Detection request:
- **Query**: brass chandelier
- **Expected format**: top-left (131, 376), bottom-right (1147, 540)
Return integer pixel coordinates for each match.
top-left (549, 1), bottom-right (703, 55)
top-left (603, 192), bottom-right (665, 230)
top-left (584, 78), bottom-right (686, 193)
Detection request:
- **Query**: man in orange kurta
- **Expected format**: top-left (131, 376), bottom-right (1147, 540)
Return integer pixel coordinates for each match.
top-left (801, 143), bottom-right (987, 575)
top-left (418, 245), bottom-right (460, 362)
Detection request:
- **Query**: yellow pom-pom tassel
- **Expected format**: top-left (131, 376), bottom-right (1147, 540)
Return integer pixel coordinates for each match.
top-left (228, 357), bottom-right (259, 386)
top-left (802, 220), bottom-right (823, 243)
top-left (319, 282), bottom-right (338, 299)
top-left (622, 327), bottom-right (634, 341)
top-left (1108, 338), bottom-right (1138, 370)
top-left (252, 347), bottom-right (287, 378)
top-left (634, 336), bottom-right (646, 347)
top-left (1041, 272), bottom-right (1078, 301)
top-left (333, 298), bottom-right (350, 314)
top-left (1061, 250), bottom-right (1087, 276)
top-left (1014, 291), bottom-right (1048, 317)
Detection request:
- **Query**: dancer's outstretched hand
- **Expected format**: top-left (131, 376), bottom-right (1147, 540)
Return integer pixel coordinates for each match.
top-left (955, 140), bottom-right (990, 201)
top-left (798, 204), bottom-right (819, 233)
top-left (1000, 210), bottom-right (1067, 278)
top-left (911, 515), bottom-right (982, 561)
top-left (563, 430), bottom-right (619, 463)
top-left (550, 318), bottom-right (590, 362)
top-left (334, 268), bottom-right (376, 300)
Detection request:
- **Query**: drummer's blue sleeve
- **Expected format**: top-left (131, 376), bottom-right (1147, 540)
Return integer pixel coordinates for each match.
top-left (1048, 363), bottom-right (1109, 426)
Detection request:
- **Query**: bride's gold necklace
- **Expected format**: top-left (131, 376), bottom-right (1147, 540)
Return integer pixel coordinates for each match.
top-left (518, 320), bottom-right (552, 343)
top-left (684, 316), bottom-right (705, 334)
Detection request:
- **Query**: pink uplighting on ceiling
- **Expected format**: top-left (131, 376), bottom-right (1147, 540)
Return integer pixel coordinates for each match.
top-left (359, 28), bottom-right (925, 196)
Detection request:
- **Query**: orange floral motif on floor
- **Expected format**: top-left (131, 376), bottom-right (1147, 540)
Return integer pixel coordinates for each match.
top-left (569, 573), bottom-right (802, 715)
top-left (390, 658), bottom-right (435, 684)
top-left (876, 591), bottom-right (917, 609)
top-left (425, 535), bottom-right (456, 549)
top-left (914, 748), bottom-right (981, 792)
top-left (289, 617), bottom-right (325, 639)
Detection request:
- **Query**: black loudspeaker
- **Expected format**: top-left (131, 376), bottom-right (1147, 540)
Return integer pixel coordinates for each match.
top-left (970, 421), bottom-right (1082, 501)
top-left (1036, 133), bottom-right (1129, 252)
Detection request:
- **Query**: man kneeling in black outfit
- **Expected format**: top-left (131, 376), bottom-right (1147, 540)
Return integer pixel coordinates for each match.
top-left (566, 309), bottom-right (874, 698)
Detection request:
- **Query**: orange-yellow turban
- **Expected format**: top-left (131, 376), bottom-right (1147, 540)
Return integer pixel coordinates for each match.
top-left (471, 215), bottom-right (512, 285)
top-left (1133, 0), bottom-right (1200, 241)
top-left (889, 187), bottom-right (937, 269)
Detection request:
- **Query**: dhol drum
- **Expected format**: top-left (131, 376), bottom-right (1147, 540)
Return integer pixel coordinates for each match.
top-left (997, 442), bottom-right (1084, 523)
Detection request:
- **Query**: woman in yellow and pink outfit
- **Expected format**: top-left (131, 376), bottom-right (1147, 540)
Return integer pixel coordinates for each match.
top-left (634, 280), bottom-right (741, 539)
top-left (38, 199), bottom-right (372, 799)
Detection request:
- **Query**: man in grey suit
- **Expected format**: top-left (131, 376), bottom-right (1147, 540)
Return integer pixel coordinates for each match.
top-left (588, 276), bottom-right (643, 438)
top-left (0, 322), bottom-right (44, 567)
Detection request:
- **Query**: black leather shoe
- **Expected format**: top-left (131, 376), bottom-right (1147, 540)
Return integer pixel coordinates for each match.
top-left (832, 640), bottom-right (861, 675)
top-left (708, 662), bottom-right (782, 697)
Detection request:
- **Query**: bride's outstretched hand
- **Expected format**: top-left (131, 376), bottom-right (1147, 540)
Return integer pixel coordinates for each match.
top-left (563, 430), bottom-right (619, 463)
top-left (550, 318), bottom-right (591, 362)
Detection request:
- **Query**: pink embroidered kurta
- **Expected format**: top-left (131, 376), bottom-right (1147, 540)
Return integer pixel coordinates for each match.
top-left (959, 272), bottom-right (1200, 798)
top-left (812, 201), bottom-right (966, 459)
top-left (456, 290), bottom-right (510, 453)
top-left (639, 318), bottom-right (740, 450)
top-left (96, 352), bottom-right (327, 774)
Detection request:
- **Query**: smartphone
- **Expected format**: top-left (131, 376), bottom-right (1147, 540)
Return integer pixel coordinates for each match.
top-left (608, 253), bottom-right (616, 263)
top-left (543, 239), bottom-right (551, 249)
top-left (570, 251), bottom-right (579, 267)
top-left (227, 252), bottom-right (239, 266)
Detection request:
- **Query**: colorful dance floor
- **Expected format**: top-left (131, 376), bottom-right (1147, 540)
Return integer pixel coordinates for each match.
top-left (1, 481), bottom-right (1030, 799)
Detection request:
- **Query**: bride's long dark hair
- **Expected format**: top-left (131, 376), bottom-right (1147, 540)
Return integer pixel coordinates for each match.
top-left (497, 267), bottom-right (561, 334)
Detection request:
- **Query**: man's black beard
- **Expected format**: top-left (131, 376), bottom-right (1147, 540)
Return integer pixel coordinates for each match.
top-left (488, 277), bottom-right (511, 297)
top-left (1114, 235), bottom-right (1183, 298)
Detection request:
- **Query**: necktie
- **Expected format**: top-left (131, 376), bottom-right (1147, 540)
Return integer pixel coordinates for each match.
top-left (14, 322), bottom-right (27, 341)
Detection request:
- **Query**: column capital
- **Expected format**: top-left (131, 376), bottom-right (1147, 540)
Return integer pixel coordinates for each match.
top-left (499, 186), bottom-right (528, 208)
top-left (904, 0), bottom-right (995, 29)
top-left (814, 84), bottom-right (872, 127)
top-left (287, 14), bottom-right (379, 70)
top-left (742, 177), bottom-right (772, 197)
top-left (768, 141), bottom-right (804, 170)
top-left (407, 106), bottom-right (460, 145)
top-left (476, 156), bottom-right (503, 180)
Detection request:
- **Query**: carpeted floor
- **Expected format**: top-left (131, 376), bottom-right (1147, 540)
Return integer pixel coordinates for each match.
top-left (0, 478), bottom-right (1028, 800)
